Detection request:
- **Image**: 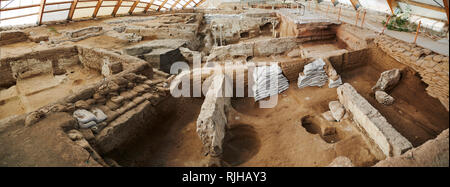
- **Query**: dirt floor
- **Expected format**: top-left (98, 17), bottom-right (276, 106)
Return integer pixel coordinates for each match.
top-left (0, 112), bottom-right (100, 167)
top-left (341, 63), bottom-right (449, 147)
top-left (107, 83), bottom-right (384, 167)
top-left (300, 40), bottom-right (348, 58)
top-left (0, 65), bottom-right (103, 120)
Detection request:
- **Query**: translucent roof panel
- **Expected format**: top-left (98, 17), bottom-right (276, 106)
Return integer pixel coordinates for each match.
top-left (0, 0), bottom-right (41, 26)
top-left (4, 0), bottom-right (446, 27)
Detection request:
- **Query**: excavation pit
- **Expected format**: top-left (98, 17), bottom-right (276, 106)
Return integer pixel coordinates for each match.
top-left (0, 46), bottom-right (137, 120)
top-left (0, 7), bottom-right (448, 167)
top-left (336, 48), bottom-right (450, 147)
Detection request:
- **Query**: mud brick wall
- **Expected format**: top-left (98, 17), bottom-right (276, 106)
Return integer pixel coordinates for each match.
top-left (277, 11), bottom-right (338, 41)
top-left (374, 36), bottom-right (449, 111)
top-left (0, 30), bottom-right (28, 46)
top-left (0, 46), bottom-right (79, 88)
top-left (338, 83), bottom-right (413, 157)
top-left (279, 58), bottom-right (312, 81)
top-left (328, 48), bottom-right (370, 73)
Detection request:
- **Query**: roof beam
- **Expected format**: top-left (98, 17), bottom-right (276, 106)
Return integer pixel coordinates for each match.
top-left (112, 0), bottom-right (123, 17)
top-left (93, 0), bottom-right (103, 18)
top-left (171, 0), bottom-right (181, 9)
top-left (67, 0), bottom-right (78, 20)
top-left (444, 0), bottom-right (449, 23)
top-left (349, 0), bottom-right (361, 10)
top-left (144, 0), bottom-right (155, 13)
top-left (195, 0), bottom-right (206, 7)
top-left (331, 0), bottom-right (337, 6)
top-left (158, 0), bottom-right (169, 11)
top-left (129, 0), bottom-right (140, 14)
top-left (183, 0), bottom-right (194, 9)
top-left (398, 0), bottom-right (446, 13)
top-left (386, 0), bottom-right (398, 14)
top-left (37, 0), bottom-right (46, 25)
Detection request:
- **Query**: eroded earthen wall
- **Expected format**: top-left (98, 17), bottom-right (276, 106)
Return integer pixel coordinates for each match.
top-left (328, 48), bottom-right (370, 73)
top-left (0, 46), bottom-right (79, 88)
top-left (0, 30), bottom-right (28, 46)
top-left (374, 36), bottom-right (449, 111)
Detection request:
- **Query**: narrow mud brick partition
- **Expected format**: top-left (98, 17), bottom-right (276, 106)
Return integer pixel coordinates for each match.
top-left (337, 83), bottom-right (412, 157)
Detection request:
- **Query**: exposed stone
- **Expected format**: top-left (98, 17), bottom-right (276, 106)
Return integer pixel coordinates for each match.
top-left (338, 83), bottom-right (412, 157)
top-left (67, 129), bottom-right (83, 141)
top-left (66, 26), bottom-right (102, 38)
top-left (24, 111), bottom-right (45, 127)
top-left (328, 156), bottom-right (354, 167)
top-left (321, 111), bottom-right (335, 122)
top-left (375, 129), bottom-right (449, 167)
top-left (375, 91), bottom-right (395, 106)
top-left (329, 101), bottom-right (345, 122)
top-left (372, 69), bottom-right (401, 92)
top-left (122, 39), bottom-right (187, 56)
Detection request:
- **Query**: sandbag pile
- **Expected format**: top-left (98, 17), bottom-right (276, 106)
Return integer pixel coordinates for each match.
top-left (252, 64), bottom-right (289, 101)
top-left (298, 58), bottom-right (328, 88)
top-left (73, 108), bottom-right (107, 129)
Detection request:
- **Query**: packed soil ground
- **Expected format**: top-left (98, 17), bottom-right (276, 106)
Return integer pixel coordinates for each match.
top-left (0, 65), bottom-right (103, 120)
top-left (0, 113), bottom-right (100, 166)
top-left (107, 83), bottom-right (384, 167)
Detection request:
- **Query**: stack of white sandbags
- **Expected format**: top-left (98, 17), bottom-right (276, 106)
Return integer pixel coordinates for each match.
top-left (253, 64), bottom-right (289, 101)
top-left (298, 58), bottom-right (328, 88)
top-left (73, 108), bottom-right (107, 129)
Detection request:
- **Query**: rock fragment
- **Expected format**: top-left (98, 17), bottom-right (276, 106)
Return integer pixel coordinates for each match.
top-left (375, 91), bottom-right (395, 105)
top-left (372, 69), bottom-right (401, 92)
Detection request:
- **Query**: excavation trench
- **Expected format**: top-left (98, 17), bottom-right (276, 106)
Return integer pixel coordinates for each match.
top-left (336, 47), bottom-right (449, 147)
top-left (103, 43), bottom-right (448, 167)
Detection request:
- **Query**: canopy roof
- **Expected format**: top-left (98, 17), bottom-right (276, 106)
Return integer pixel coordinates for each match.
top-left (0, 0), bottom-right (448, 27)
top-left (0, 0), bottom-right (207, 26)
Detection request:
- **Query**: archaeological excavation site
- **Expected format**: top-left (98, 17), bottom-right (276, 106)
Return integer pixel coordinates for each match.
top-left (0, 0), bottom-right (449, 167)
